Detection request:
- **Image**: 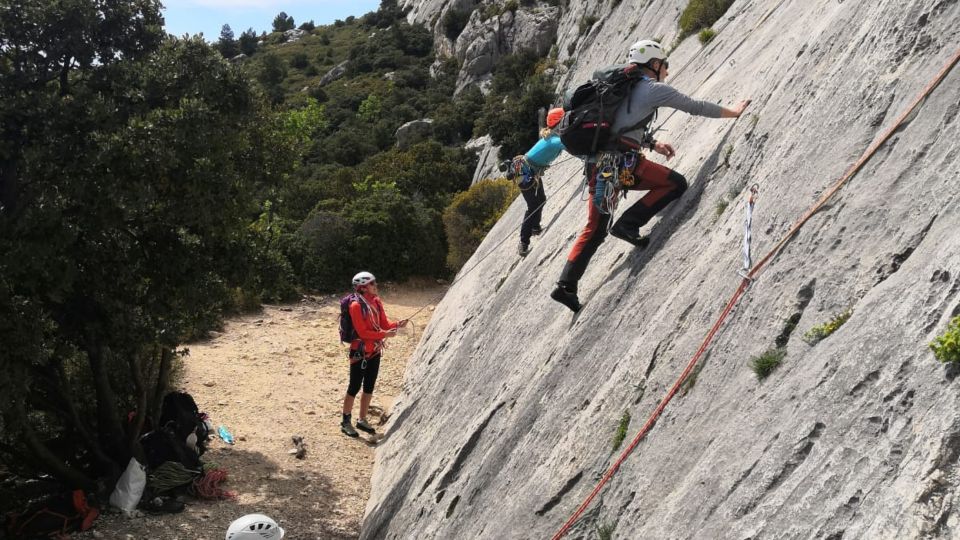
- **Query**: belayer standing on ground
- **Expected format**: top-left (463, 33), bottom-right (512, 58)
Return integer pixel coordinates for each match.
top-left (339, 271), bottom-right (407, 437)
top-left (551, 39), bottom-right (751, 312)
top-left (508, 107), bottom-right (567, 256)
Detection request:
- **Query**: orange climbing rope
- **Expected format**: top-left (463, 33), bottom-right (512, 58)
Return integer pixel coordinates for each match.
top-left (551, 45), bottom-right (960, 540)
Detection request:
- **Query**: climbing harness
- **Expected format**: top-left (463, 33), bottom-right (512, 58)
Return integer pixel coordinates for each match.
top-left (586, 151), bottom-right (641, 234)
top-left (551, 44), bottom-right (960, 540)
top-left (738, 184), bottom-right (759, 281)
top-left (510, 155), bottom-right (545, 192)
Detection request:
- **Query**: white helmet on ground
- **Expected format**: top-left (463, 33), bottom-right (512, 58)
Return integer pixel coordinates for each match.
top-left (352, 271), bottom-right (376, 290)
top-left (628, 39), bottom-right (667, 65)
top-left (225, 514), bottom-right (285, 540)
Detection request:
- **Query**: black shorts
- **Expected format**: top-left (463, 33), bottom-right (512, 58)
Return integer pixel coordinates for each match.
top-left (346, 354), bottom-right (381, 396)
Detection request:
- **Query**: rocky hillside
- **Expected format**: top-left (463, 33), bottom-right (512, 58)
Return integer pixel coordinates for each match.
top-left (365, 0), bottom-right (960, 538)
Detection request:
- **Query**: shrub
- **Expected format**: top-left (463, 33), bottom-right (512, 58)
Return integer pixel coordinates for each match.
top-left (475, 50), bottom-right (555, 159)
top-left (289, 211), bottom-right (355, 291)
top-left (292, 186), bottom-right (446, 291)
top-left (443, 179), bottom-right (519, 271)
top-left (679, 0), bottom-right (734, 39)
top-left (803, 309), bottom-right (852, 345)
top-left (750, 348), bottom-right (786, 380)
top-left (612, 410), bottom-right (630, 451)
top-left (502, 0), bottom-right (519, 13)
top-left (931, 316), bottom-right (960, 363)
top-left (290, 52), bottom-right (310, 69)
top-left (698, 28), bottom-right (717, 45)
top-left (597, 522), bottom-right (616, 540)
top-left (579, 15), bottom-right (599, 35)
top-left (714, 198), bottom-right (728, 217)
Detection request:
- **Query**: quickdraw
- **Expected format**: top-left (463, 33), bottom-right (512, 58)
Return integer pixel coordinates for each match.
top-left (509, 155), bottom-right (544, 191)
top-left (591, 151), bottom-right (640, 222)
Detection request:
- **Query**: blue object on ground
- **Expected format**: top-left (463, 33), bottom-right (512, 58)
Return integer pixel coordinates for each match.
top-left (218, 425), bottom-right (234, 445)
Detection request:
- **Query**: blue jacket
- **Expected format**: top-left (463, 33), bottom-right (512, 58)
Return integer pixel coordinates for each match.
top-left (524, 134), bottom-right (565, 169)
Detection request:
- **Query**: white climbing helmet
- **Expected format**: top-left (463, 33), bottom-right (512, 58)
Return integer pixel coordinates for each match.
top-left (225, 514), bottom-right (285, 540)
top-left (352, 271), bottom-right (376, 290)
top-left (627, 39), bottom-right (667, 65)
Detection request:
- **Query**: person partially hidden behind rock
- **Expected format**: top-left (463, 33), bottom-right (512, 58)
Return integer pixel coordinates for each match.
top-left (551, 39), bottom-right (752, 312)
top-left (341, 271), bottom-right (406, 438)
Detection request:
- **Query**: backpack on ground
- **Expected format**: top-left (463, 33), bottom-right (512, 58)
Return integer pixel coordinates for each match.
top-left (557, 63), bottom-right (648, 156)
top-left (338, 293), bottom-right (368, 344)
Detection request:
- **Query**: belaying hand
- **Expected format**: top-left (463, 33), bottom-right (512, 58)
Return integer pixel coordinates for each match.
top-left (397, 319), bottom-right (409, 328)
top-left (654, 142), bottom-right (676, 159)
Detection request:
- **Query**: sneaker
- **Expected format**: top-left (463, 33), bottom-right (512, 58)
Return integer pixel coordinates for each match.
top-left (356, 418), bottom-right (376, 434)
top-left (610, 224), bottom-right (650, 249)
top-left (518, 242), bottom-right (530, 257)
top-left (550, 284), bottom-right (581, 313)
top-left (340, 421), bottom-right (359, 438)
top-left (531, 226), bottom-right (542, 236)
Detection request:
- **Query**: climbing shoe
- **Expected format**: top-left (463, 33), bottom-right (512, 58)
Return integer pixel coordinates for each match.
top-left (550, 284), bottom-right (581, 313)
top-left (340, 421), bottom-right (359, 438)
top-left (531, 225), bottom-right (542, 236)
top-left (518, 242), bottom-right (530, 257)
top-left (610, 224), bottom-right (650, 249)
top-left (356, 418), bottom-right (376, 434)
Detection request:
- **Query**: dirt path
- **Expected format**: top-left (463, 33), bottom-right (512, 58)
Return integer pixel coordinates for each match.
top-left (78, 281), bottom-right (443, 540)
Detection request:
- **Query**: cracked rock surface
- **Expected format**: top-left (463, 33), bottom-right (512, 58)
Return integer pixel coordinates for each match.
top-left (366, 1), bottom-right (960, 538)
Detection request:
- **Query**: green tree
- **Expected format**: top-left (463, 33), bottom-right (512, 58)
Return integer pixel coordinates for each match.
top-left (272, 11), bottom-right (295, 32)
top-left (476, 51), bottom-right (556, 159)
top-left (0, 1), bottom-right (296, 492)
top-left (358, 141), bottom-right (475, 209)
top-left (217, 24), bottom-right (240, 58)
top-left (358, 93), bottom-right (383, 122)
top-left (257, 52), bottom-right (288, 104)
top-left (238, 27), bottom-right (259, 56)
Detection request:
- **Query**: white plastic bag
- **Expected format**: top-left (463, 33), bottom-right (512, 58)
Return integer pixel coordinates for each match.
top-left (109, 457), bottom-right (146, 515)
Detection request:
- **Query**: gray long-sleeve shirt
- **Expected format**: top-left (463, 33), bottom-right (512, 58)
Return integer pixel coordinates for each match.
top-left (611, 78), bottom-right (725, 140)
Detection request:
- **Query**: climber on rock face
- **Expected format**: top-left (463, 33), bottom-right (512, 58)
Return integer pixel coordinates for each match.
top-left (551, 39), bottom-right (752, 313)
top-left (508, 106), bottom-right (567, 257)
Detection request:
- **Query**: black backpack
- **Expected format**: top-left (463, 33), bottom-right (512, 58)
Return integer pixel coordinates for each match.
top-left (338, 293), bottom-right (368, 344)
top-left (558, 63), bottom-right (648, 156)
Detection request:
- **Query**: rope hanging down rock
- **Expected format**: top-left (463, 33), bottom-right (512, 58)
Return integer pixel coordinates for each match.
top-left (551, 45), bottom-right (960, 540)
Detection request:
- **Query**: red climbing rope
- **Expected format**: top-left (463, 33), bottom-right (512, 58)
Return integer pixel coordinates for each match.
top-left (551, 45), bottom-right (960, 539)
top-left (192, 468), bottom-right (237, 500)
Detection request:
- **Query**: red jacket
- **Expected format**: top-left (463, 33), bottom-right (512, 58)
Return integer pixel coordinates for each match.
top-left (349, 293), bottom-right (397, 358)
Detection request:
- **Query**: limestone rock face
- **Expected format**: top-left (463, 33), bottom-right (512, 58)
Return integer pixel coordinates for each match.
top-left (318, 61), bottom-right (349, 87)
top-left (395, 119), bottom-right (434, 149)
top-left (367, 1), bottom-right (960, 539)
top-left (453, 7), bottom-right (560, 93)
top-left (465, 135), bottom-right (502, 184)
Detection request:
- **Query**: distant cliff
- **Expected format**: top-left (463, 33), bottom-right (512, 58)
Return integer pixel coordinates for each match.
top-left (367, 0), bottom-right (960, 538)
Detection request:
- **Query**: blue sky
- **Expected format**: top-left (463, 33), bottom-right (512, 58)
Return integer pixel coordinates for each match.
top-left (162, 0), bottom-right (383, 41)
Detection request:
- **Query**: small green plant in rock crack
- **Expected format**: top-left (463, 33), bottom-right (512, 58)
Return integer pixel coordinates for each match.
top-left (803, 309), bottom-right (852, 345)
top-left (930, 315), bottom-right (960, 363)
top-left (722, 143), bottom-right (734, 167)
top-left (596, 521), bottom-right (616, 540)
top-left (714, 198), bottom-right (729, 217)
top-left (612, 410), bottom-right (631, 451)
top-left (682, 359), bottom-right (706, 394)
top-left (579, 15), bottom-right (599, 35)
top-left (698, 28), bottom-right (716, 45)
top-left (750, 347), bottom-right (786, 380)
